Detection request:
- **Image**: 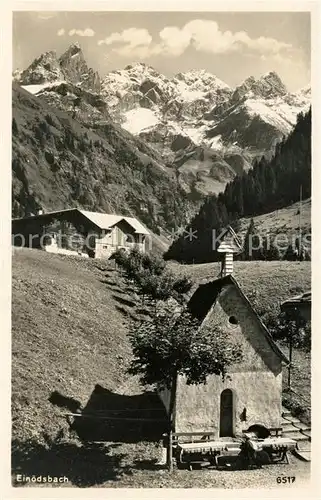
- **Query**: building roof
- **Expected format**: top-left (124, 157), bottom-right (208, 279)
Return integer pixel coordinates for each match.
top-left (78, 210), bottom-right (150, 234)
top-left (12, 208), bottom-right (150, 235)
top-left (281, 290), bottom-right (311, 306)
top-left (281, 291), bottom-right (311, 312)
top-left (216, 225), bottom-right (243, 254)
top-left (187, 274), bottom-right (289, 364)
top-left (12, 208), bottom-right (76, 222)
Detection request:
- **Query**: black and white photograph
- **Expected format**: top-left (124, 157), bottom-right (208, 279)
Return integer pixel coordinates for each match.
top-left (6, 3), bottom-right (316, 493)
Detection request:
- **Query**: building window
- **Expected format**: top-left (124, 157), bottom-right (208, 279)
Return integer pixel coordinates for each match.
top-left (103, 245), bottom-right (108, 249)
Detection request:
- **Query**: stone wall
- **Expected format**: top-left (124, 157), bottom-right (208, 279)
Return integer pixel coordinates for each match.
top-left (175, 370), bottom-right (282, 435)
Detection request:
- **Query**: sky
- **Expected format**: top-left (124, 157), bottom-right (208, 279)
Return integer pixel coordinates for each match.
top-left (12, 11), bottom-right (311, 91)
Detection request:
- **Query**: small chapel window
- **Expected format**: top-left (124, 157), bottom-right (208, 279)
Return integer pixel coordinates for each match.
top-left (229, 315), bottom-right (239, 325)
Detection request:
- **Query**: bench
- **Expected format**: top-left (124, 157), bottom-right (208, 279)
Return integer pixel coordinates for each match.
top-left (175, 440), bottom-right (241, 470)
top-left (167, 432), bottom-right (240, 470)
top-left (166, 427), bottom-right (290, 470)
top-left (259, 437), bottom-right (297, 464)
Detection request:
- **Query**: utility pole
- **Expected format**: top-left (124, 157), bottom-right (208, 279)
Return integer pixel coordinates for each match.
top-left (287, 329), bottom-right (293, 390)
top-left (287, 307), bottom-right (299, 390)
top-left (298, 184), bottom-right (302, 257)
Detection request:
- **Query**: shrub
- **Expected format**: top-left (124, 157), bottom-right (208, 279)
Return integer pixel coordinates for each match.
top-left (266, 310), bottom-right (311, 351)
top-left (141, 254), bottom-right (166, 275)
top-left (136, 271), bottom-right (176, 303)
top-left (283, 244), bottom-right (298, 261)
top-left (39, 120), bottom-right (50, 134)
top-left (12, 117), bottom-right (18, 135)
top-left (113, 248), bottom-right (192, 305)
top-left (45, 150), bottom-right (55, 165)
top-left (282, 393), bottom-right (308, 421)
top-left (45, 114), bottom-right (56, 127)
top-left (172, 276), bottom-right (193, 295)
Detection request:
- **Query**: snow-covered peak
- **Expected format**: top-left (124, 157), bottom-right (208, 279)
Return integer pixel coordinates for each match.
top-left (104, 63), bottom-right (164, 86)
top-left (15, 43), bottom-right (101, 93)
top-left (283, 85), bottom-right (311, 109)
top-left (101, 65), bottom-right (232, 122)
top-left (261, 70), bottom-right (283, 81)
top-left (102, 63), bottom-right (166, 92)
top-left (18, 50), bottom-right (64, 85)
top-left (105, 63), bottom-right (165, 91)
top-left (257, 71), bottom-right (288, 95)
top-left (174, 69), bottom-right (230, 90)
top-left (170, 70), bottom-right (231, 106)
top-left (12, 68), bottom-right (23, 82)
top-left (59, 42), bottom-right (83, 63)
top-left (124, 62), bottom-right (158, 73)
top-left (298, 84), bottom-right (311, 97)
top-left (232, 71), bottom-right (287, 102)
top-left (70, 41), bottom-right (81, 50)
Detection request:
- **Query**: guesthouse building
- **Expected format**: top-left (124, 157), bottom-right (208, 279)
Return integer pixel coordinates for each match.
top-left (12, 208), bottom-right (150, 259)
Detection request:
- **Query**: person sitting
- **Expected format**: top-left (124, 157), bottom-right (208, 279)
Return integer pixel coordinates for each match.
top-left (245, 424), bottom-right (271, 439)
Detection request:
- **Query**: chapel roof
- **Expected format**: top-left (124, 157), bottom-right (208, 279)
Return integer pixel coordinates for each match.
top-left (187, 274), bottom-right (289, 364)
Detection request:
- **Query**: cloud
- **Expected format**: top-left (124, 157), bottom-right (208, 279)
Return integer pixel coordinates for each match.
top-left (68, 28), bottom-right (95, 37)
top-left (158, 26), bottom-right (191, 56)
top-left (57, 28), bottom-right (65, 37)
top-left (37, 12), bottom-right (57, 21)
top-left (98, 28), bottom-right (152, 51)
top-left (181, 20), bottom-right (292, 55)
top-left (97, 19), bottom-right (294, 60)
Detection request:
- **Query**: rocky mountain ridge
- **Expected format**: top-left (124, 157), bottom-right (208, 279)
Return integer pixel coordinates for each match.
top-left (13, 43), bottom-right (311, 198)
top-left (16, 42), bottom-right (101, 93)
top-left (99, 63), bottom-right (310, 194)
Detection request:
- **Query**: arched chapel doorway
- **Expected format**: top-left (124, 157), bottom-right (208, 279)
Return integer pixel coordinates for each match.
top-left (219, 389), bottom-right (236, 437)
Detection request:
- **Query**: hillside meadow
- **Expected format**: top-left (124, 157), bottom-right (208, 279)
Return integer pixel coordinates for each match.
top-left (169, 260), bottom-right (311, 312)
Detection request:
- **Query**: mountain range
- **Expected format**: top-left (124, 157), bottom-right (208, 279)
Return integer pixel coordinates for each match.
top-left (12, 43), bottom-right (311, 232)
top-left (100, 64), bottom-right (310, 194)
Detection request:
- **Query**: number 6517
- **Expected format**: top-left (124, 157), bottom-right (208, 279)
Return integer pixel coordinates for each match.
top-left (277, 477), bottom-right (296, 484)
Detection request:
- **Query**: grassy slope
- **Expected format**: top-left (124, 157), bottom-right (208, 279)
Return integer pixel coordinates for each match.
top-left (169, 260), bottom-right (311, 310)
top-left (12, 248), bottom-right (135, 443)
top-left (12, 250), bottom-right (310, 487)
top-left (238, 198), bottom-right (311, 240)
